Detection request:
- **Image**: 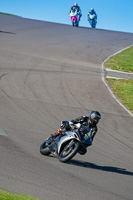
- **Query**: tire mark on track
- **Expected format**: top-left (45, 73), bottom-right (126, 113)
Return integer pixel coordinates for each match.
top-left (99, 126), bottom-right (133, 150)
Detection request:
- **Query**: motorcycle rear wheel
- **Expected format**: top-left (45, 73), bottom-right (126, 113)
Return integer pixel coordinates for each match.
top-left (40, 141), bottom-right (51, 155)
top-left (58, 140), bottom-right (79, 163)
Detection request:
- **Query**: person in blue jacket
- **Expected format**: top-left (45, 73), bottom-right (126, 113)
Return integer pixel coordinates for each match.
top-left (88, 8), bottom-right (97, 20)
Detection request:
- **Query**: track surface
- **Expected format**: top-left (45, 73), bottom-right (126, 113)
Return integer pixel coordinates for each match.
top-left (0, 15), bottom-right (133, 200)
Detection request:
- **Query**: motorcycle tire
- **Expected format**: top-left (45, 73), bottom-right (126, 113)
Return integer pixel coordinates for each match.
top-left (40, 141), bottom-right (51, 155)
top-left (58, 140), bottom-right (80, 163)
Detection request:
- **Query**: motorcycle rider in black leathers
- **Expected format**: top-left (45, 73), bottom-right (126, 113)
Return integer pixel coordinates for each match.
top-left (51, 111), bottom-right (101, 155)
top-left (70, 3), bottom-right (82, 21)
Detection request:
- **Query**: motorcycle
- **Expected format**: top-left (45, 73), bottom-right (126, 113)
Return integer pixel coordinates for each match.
top-left (88, 14), bottom-right (97, 28)
top-left (69, 9), bottom-right (80, 27)
top-left (40, 126), bottom-right (92, 163)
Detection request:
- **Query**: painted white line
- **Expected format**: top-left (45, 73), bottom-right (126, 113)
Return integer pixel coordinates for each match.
top-left (0, 127), bottom-right (7, 136)
top-left (102, 45), bottom-right (133, 117)
top-left (106, 68), bottom-right (133, 75)
top-left (106, 76), bottom-right (123, 79)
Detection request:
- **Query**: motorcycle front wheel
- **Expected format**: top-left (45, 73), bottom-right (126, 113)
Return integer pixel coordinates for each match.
top-left (58, 140), bottom-right (80, 163)
top-left (40, 140), bottom-right (51, 155)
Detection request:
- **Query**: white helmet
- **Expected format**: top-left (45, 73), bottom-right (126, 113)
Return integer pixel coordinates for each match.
top-left (74, 3), bottom-right (77, 6)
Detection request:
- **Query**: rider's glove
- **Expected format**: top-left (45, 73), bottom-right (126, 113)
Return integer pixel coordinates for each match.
top-left (69, 121), bottom-right (78, 129)
top-left (69, 121), bottom-right (73, 125)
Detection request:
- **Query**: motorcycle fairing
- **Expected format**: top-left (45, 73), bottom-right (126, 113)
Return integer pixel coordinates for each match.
top-left (70, 9), bottom-right (79, 23)
top-left (89, 14), bottom-right (95, 19)
top-left (57, 131), bottom-right (80, 154)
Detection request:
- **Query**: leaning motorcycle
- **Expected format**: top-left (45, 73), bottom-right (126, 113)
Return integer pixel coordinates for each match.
top-left (40, 126), bottom-right (92, 163)
top-left (88, 14), bottom-right (97, 28)
top-left (69, 9), bottom-right (80, 27)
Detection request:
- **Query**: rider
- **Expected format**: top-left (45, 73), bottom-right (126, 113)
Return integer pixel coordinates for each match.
top-left (51, 111), bottom-right (101, 154)
top-left (88, 8), bottom-right (97, 20)
top-left (70, 3), bottom-right (82, 21)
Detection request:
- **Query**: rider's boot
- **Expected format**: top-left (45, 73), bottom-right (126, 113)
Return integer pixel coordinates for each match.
top-left (51, 132), bottom-right (60, 138)
top-left (78, 146), bottom-right (87, 155)
top-left (51, 129), bottom-right (62, 138)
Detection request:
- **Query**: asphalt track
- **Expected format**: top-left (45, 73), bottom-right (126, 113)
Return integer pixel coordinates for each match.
top-left (0, 14), bottom-right (133, 200)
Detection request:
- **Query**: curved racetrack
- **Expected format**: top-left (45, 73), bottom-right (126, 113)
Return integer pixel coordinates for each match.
top-left (0, 15), bottom-right (133, 200)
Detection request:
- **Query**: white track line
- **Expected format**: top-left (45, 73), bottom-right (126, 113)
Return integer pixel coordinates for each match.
top-left (102, 45), bottom-right (133, 117)
top-left (106, 68), bottom-right (133, 75)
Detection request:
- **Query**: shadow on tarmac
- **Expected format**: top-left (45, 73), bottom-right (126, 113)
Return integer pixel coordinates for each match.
top-left (68, 160), bottom-right (133, 176)
top-left (0, 30), bottom-right (16, 34)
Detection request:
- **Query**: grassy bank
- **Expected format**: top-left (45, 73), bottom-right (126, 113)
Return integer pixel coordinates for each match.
top-left (105, 46), bottom-right (133, 114)
top-left (107, 79), bottom-right (133, 114)
top-left (0, 12), bottom-right (20, 17)
top-left (0, 189), bottom-right (39, 200)
top-left (105, 46), bottom-right (133, 72)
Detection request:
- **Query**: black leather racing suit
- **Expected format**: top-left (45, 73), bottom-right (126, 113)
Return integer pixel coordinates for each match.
top-left (70, 116), bottom-right (98, 155)
top-left (70, 116), bottom-right (98, 141)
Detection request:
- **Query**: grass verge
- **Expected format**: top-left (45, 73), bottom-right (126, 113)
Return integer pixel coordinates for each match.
top-left (0, 189), bottom-right (39, 200)
top-left (105, 46), bottom-right (133, 72)
top-left (0, 12), bottom-right (20, 17)
top-left (107, 78), bottom-right (133, 114)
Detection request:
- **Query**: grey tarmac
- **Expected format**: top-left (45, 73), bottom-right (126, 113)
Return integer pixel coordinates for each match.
top-left (0, 14), bottom-right (133, 200)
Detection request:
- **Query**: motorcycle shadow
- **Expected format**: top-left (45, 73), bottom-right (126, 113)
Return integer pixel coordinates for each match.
top-left (0, 30), bottom-right (16, 34)
top-left (68, 159), bottom-right (133, 176)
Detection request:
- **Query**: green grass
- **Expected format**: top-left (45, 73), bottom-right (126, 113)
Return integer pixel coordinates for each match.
top-left (106, 46), bottom-right (133, 114)
top-left (107, 79), bottom-right (133, 114)
top-left (0, 12), bottom-right (20, 17)
top-left (106, 46), bottom-right (133, 72)
top-left (0, 189), bottom-right (39, 200)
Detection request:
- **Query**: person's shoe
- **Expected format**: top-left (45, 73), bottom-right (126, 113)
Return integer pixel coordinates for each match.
top-left (78, 147), bottom-right (87, 155)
